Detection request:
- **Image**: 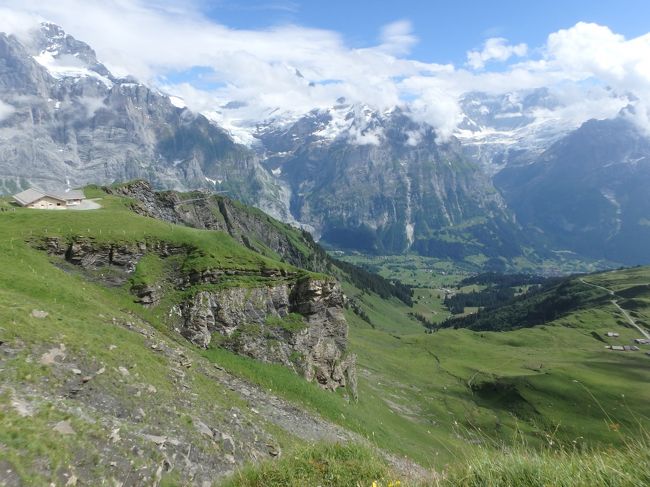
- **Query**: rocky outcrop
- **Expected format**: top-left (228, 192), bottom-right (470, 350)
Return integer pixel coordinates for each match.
top-left (40, 236), bottom-right (357, 397)
top-left (178, 278), bottom-right (356, 397)
top-left (41, 236), bottom-right (185, 270)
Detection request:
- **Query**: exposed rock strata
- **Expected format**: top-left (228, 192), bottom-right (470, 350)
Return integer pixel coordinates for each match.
top-left (40, 236), bottom-right (357, 397)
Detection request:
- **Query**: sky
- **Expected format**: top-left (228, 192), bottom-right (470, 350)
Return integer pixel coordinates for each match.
top-left (1, 0), bottom-right (650, 139)
top-left (202, 0), bottom-right (650, 65)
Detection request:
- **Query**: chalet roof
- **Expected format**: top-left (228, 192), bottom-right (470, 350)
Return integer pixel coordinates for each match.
top-left (12, 188), bottom-right (85, 206)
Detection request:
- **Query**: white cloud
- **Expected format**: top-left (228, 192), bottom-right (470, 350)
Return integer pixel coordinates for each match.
top-left (377, 20), bottom-right (417, 56)
top-left (0, 2), bottom-right (650, 137)
top-left (0, 100), bottom-right (15, 121)
top-left (466, 37), bottom-right (528, 70)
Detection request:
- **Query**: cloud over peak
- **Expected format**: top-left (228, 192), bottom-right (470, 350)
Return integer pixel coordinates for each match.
top-left (0, 1), bottom-right (649, 137)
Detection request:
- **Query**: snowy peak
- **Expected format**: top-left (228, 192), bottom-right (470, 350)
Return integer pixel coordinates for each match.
top-left (459, 89), bottom-right (559, 133)
top-left (256, 101), bottom-right (434, 153)
top-left (36, 22), bottom-right (100, 67)
top-left (29, 22), bottom-right (115, 87)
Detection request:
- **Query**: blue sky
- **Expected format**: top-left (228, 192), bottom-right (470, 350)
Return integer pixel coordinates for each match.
top-left (204, 0), bottom-right (650, 66)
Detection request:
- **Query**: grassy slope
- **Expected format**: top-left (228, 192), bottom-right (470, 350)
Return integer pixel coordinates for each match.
top-left (2, 190), bottom-right (650, 485)
top-left (0, 193), bottom-right (323, 485)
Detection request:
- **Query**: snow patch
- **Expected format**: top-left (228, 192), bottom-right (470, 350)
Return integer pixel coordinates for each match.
top-left (0, 99), bottom-right (15, 121)
top-left (169, 96), bottom-right (186, 109)
top-left (202, 110), bottom-right (258, 146)
top-left (404, 129), bottom-right (423, 146)
top-left (33, 50), bottom-right (113, 87)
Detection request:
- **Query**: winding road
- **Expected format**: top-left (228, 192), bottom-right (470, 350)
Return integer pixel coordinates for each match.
top-left (580, 278), bottom-right (650, 340)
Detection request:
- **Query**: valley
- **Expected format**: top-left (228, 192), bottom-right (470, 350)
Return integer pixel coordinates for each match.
top-left (1, 10), bottom-right (650, 486)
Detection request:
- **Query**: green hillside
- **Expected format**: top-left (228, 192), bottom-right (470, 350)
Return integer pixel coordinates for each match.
top-left (1, 187), bottom-right (649, 486)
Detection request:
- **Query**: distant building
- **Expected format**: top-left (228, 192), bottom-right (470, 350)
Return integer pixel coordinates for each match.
top-left (633, 338), bottom-right (650, 344)
top-left (606, 332), bottom-right (620, 337)
top-left (13, 188), bottom-right (85, 209)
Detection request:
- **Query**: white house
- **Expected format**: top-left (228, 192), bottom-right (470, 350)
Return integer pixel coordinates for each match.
top-left (13, 188), bottom-right (85, 209)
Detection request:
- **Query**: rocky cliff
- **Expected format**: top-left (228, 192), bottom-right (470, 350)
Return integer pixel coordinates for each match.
top-left (256, 104), bottom-right (525, 258)
top-left (39, 235), bottom-right (357, 397)
top-left (496, 117), bottom-right (650, 265)
top-left (180, 278), bottom-right (356, 395)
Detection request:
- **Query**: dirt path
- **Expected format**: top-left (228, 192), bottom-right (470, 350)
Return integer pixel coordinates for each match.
top-left (580, 278), bottom-right (650, 339)
top-left (611, 299), bottom-right (650, 339)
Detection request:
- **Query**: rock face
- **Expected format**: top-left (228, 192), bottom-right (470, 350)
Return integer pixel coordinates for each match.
top-left (256, 104), bottom-right (524, 258)
top-left (179, 278), bottom-right (356, 396)
top-left (40, 236), bottom-right (357, 397)
top-left (0, 24), bottom-right (285, 217)
top-left (496, 117), bottom-right (650, 265)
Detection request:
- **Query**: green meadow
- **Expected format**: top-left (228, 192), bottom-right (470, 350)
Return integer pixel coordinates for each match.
top-left (1, 188), bottom-right (649, 485)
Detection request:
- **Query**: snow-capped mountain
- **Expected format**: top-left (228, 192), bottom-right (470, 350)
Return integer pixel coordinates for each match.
top-left (3, 22), bottom-right (650, 265)
top-left (496, 116), bottom-right (650, 264)
top-left (0, 22), bottom-right (287, 218)
top-left (253, 101), bottom-right (528, 257)
top-left (29, 22), bottom-right (117, 86)
top-left (454, 88), bottom-right (630, 174)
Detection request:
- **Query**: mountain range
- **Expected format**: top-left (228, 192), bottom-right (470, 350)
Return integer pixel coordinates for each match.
top-left (1, 23), bottom-right (649, 266)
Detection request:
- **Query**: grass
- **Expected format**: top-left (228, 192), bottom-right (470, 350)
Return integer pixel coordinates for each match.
top-left (265, 313), bottom-right (308, 332)
top-left (220, 442), bottom-right (390, 487)
top-left (220, 430), bottom-right (650, 487)
top-left (0, 192), bottom-right (316, 484)
top-left (438, 432), bottom-right (650, 487)
top-left (3, 187), bottom-right (650, 484)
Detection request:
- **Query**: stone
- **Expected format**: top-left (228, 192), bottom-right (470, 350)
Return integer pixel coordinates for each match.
top-left (109, 428), bottom-right (121, 443)
top-left (266, 443), bottom-right (281, 457)
top-left (194, 419), bottom-right (213, 439)
top-left (31, 309), bottom-right (49, 319)
top-left (53, 420), bottom-right (75, 435)
top-left (143, 434), bottom-right (167, 445)
top-left (221, 434), bottom-right (235, 454)
top-left (40, 344), bottom-right (66, 365)
top-left (11, 397), bottom-right (34, 417)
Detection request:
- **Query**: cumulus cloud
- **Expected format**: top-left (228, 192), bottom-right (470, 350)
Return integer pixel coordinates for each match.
top-left (0, 100), bottom-right (15, 121)
top-left (466, 37), bottom-right (528, 70)
top-left (0, 2), bottom-right (650, 137)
